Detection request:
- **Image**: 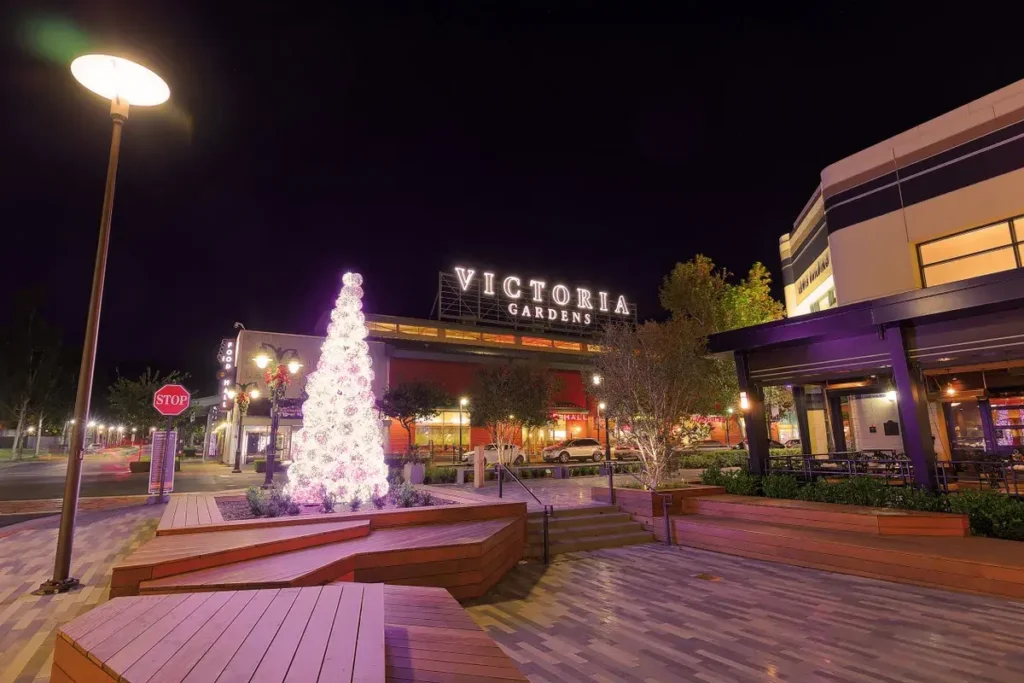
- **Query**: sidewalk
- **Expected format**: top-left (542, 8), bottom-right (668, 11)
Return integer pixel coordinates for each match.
top-left (0, 505), bottom-right (162, 682)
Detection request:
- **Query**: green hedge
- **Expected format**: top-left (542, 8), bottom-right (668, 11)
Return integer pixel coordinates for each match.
top-left (253, 459), bottom-right (289, 474)
top-left (128, 459), bottom-right (180, 473)
top-left (699, 465), bottom-right (1024, 541)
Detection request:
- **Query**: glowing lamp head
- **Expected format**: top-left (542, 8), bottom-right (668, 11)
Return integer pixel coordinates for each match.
top-left (592, 374), bottom-right (602, 386)
top-left (27, 426), bottom-right (35, 434)
top-left (70, 419), bottom-right (76, 424)
top-left (254, 354), bottom-right (270, 369)
top-left (226, 389), bottom-right (237, 399)
top-left (946, 386), bottom-right (957, 396)
top-left (249, 389), bottom-right (260, 399)
top-left (886, 390), bottom-right (898, 402)
top-left (70, 55), bottom-right (170, 106)
top-left (97, 425), bottom-right (104, 431)
top-left (287, 360), bottom-right (302, 374)
top-left (459, 397), bottom-right (468, 407)
top-left (131, 427), bottom-right (137, 433)
top-left (118, 425), bottom-right (125, 432)
top-left (150, 426), bottom-right (156, 432)
top-left (727, 407), bottom-right (734, 414)
top-left (88, 421), bottom-right (96, 428)
top-left (598, 401), bottom-right (606, 411)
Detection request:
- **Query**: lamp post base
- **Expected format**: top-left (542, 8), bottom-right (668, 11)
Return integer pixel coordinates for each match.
top-left (33, 577), bottom-right (81, 595)
top-left (231, 467), bottom-right (242, 473)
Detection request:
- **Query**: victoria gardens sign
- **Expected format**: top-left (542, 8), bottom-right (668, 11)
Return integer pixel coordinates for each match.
top-left (437, 267), bottom-right (636, 336)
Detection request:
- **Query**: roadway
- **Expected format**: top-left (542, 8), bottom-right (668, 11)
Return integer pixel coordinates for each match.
top-left (0, 448), bottom-right (269, 502)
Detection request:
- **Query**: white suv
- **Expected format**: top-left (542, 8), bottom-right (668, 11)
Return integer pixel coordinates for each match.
top-left (541, 438), bottom-right (604, 463)
top-left (460, 443), bottom-right (525, 466)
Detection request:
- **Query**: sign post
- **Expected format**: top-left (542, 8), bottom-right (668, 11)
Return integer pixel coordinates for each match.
top-left (152, 384), bottom-right (191, 502)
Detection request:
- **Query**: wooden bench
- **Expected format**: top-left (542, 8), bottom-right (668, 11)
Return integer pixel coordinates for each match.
top-left (53, 584), bottom-right (526, 683)
top-left (157, 494), bottom-right (224, 532)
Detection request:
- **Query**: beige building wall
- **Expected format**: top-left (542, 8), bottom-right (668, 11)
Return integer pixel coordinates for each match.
top-left (848, 395), bottom-right (903, 451)
top-left (903, 166), bottom-right (1024, 244)
top-left (829, 211), bottom-right (920, 305)
top-left (807, 410), bottom-right (828, 453)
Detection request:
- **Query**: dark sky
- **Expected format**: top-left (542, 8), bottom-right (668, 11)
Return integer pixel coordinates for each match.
top-left (4, 2), bottom-right (1024, 397)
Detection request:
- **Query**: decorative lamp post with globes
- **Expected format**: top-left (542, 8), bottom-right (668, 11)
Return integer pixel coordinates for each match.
top-left (253, 345), bottom-right (303, 487)
top-left (41, 54), bottom-right (170, 595)
top-left (227, 383), bottom-right (260, 473)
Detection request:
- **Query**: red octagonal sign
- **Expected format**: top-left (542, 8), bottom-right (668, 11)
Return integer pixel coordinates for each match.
top-left (153, 384), bottom-right (191, 416)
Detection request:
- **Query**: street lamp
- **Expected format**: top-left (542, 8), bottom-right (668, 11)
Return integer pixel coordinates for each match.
top-left (597, 401), bottom-right (614, 503)
top-left (726, 406), bottom-right (735, 445)
top-left (457, 397), bottom-right (468, 465)
top-left (254, 344), bottom-right (302, 487)
top-left (44, 54), bottom-right (170, 595)
top-left (228, 383), bottom-right (260, 473)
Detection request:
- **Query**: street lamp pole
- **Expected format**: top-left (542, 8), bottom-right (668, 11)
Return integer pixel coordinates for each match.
top-left (457, 397), bottom-right (468, 465)
top-left (40, 55), bottom-right (169, 595)
top-left (593, 374), bottom-right (615, 504)
top-left (254, 345), bottom-right (302, 488)
top-left (229, 384), bottom-right (259, 473)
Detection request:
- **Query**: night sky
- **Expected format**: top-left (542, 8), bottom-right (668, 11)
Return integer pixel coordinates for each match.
top-left (4, 2), bottom-right (1024, 397)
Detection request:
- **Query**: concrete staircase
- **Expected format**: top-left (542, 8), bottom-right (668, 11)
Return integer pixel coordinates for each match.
top-left (526, 504), bottom-right (654, 558)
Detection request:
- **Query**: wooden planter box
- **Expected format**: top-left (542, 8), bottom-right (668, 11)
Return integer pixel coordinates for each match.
top-left (591, 485), bottom-right (725, 517)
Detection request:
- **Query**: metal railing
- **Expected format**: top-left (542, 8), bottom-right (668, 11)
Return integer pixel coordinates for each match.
top-left (495, 463), bottom-right (553, 564)
top-left (935, 458), bottom-right (1023, 496)
top-left (767, 451), bottom-right (913, 484)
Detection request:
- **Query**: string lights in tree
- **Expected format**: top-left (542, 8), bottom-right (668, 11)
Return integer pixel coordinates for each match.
top-left (285, 272), bottom-right (390, 504)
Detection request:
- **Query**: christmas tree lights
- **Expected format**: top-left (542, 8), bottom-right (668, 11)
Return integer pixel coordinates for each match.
top-left (285, 272), bottom-right (390, 504)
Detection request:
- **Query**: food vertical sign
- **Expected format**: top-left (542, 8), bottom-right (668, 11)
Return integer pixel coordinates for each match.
top-left (151, 384), bottom-right (191, 499)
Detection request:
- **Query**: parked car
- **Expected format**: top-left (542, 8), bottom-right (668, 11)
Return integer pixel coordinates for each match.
top-left (612, 445), bottom-right (640, 460)
top-left (685, 439), bottom-right (730, 452)
top-left (732, 439), bottom-right (786, 450)
top-left (541, 438), bottom-right (604, 463)
top-left (459, 443), bottom-right (525, 465)
top-left (784, 438), bottom-right (801, 448)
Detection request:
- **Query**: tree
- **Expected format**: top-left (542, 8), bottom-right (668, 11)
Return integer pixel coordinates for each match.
top-left (377, 382), bottom-right (452, 454)
top-left (285, 272), bottom-right (390, 504)
top-left (107, 368), bottom-right (190, 431)
top-left (659, 255), bottom-right (785, 412)
top-left (595, 319), bottom-right (721, 490)
top-left (0, 292), bottom-right (64, 459)
top-left (764, 386), bottom-right (795, 424)
top-left (468, 364), bottom-right (556, 466)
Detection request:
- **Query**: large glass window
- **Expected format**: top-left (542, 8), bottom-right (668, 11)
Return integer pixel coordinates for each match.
top-left (919, 219), bottom-right (1022, 287)
top-left (413, 410), bottom-right (469, 452)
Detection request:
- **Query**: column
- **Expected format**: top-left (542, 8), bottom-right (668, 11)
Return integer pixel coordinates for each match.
top-left (792, 386), bottom-right (812, 456)
top-left (827, 393), bottom-right (847, 453)
top-left (979, 399), bottom-right (997, 453)
top-left (884, 324), bottom-right (937, 488)
top-left (735, 351), bottom-right (770, 475)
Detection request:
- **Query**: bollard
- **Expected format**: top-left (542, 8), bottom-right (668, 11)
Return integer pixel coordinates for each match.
top-left (542, 506), bottom-right (551, 565)
top-left (663, 494), bottom-right (672, 546)
top-left (498, 462), bottom-right (503, 498)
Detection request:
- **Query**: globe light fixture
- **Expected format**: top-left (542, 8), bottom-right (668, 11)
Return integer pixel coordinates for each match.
top-left (460, 397), bottom-right (468, 407)
top-left (287, 360), bottom-right (302, 374)
top-left (946, 385), bottom-right (957, 396)
top-left (70, 55), bottom-right (169, 107)
top-left (87, 421), bottom-right (96, 428)
top-left (254, 354), bottom-right (270, 369)
top-left (250, 389), bottom-right (261, 399)
top-left (599, 402), bottom-right (607, 411)
top-left (592, 374), bottom-right (602, 386)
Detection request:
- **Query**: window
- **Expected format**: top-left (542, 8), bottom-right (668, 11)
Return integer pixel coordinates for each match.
top-left (919, 219), bottom-right (1021, 287)
top-left (366, 321), bottom-right (398, 333)
top-left (444, 329), bottom-right (481, 341)
top-left (483, 333), bottom-right (516, 344)
top-left (398, 324), bottom-right (438, 337)
top-left (521, 336), bottom-right (553, 348)
top-left (552, 340), bottom-right (582, 351)
top-left (810, 287), bottom-right (837, 313)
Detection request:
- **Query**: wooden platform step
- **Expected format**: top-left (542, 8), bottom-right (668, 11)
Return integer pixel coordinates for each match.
top-left (693, 495), bottom-right (970, 536)
top-left (111, 520), bottom-right (371, 597)
top-left (51, 584), bottom-right (527, 683)
top-left (672, 514), bottom-right (1024, 599)
top-left (528, 518), bottom-right (642, 541)
top-left (138, 518), bottom-right (524, 601)
top-left (526, 504), bottom-right (619, 520)
top-left (526, 529), bottom-right (654, 558)
top-left (527, 511), bottom-right (634, 531)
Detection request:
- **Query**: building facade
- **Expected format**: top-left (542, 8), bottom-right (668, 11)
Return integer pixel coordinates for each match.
top-left (713, 78), bottom-right (1024, 484)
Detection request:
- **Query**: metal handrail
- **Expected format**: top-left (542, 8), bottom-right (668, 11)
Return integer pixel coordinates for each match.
top-left (768, 453), bottom-right (913, 484)
top-left (493, 463), bottom-right (554, 565)
top-left (935, 458), bottom-right (1023, 496)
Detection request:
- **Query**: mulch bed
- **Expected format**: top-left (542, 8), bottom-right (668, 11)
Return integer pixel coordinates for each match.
top-left (217, 497), bottom-right (455, 521)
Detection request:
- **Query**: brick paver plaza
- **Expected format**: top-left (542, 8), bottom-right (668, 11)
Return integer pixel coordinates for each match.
top-left (2, 492), bottom-right (1024, 681)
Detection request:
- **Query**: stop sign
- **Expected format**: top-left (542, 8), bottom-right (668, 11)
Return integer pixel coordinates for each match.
top-left (153, 384), bottom-right (191, 416)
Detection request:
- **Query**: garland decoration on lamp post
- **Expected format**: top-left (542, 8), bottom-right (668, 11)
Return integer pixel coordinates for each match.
top-left (253, 344), bottom-right (303, 487)
top-left (228, 382), bottom-right (260, 473)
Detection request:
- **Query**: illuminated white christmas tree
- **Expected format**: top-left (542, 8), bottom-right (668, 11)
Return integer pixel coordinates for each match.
top-left (286, 272), bottom-right (390, 504)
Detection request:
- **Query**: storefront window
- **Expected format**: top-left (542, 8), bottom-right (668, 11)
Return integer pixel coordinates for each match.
top-left (919, 219), bottom-right (1021, 287)
top-left (414, 410), bottom-right (469, 453)
top-left (949, 402), bottom-right (984, 448)
top-left (990, 397), bottom-right (1024, 448)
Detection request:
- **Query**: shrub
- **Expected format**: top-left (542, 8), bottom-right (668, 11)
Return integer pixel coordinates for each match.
top-left (349, 497), bottom-right (362, 512)
top-left (699, 464), bottom-right (728, 487)
top-left (246, 487), bottom-right (267, 516)
top-left (394, 483), bottom-right (419, 508)
top-left (422, 466), bottom-right (457, 484)
top-left (372, 492), bottom-right (387, 509)
top-left (723, 470), bottom-right (761, 496)
top-left (319, 485), bottom-right (337, 513)
top-left (946, 491), bottom-right (1024, 539)
top-left (761, 474), bottom-right (800, 499)
top-left (265, 488), bottom-right (300, 517)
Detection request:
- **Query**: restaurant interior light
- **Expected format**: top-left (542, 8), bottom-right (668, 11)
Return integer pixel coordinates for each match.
top-left (739, 392), bottom-right (750, 411)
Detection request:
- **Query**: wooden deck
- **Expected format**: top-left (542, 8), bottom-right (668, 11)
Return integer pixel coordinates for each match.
top-left (691, 494), bottom-right (970, 536)
top-left (158, 494), bottom-right (224, 531)
top-left (52, 584), bottom-right (525, 683)
top-left (136, 518), bottom-right (522, 600)
top-left (116, 490), bottom-right (527, 601)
